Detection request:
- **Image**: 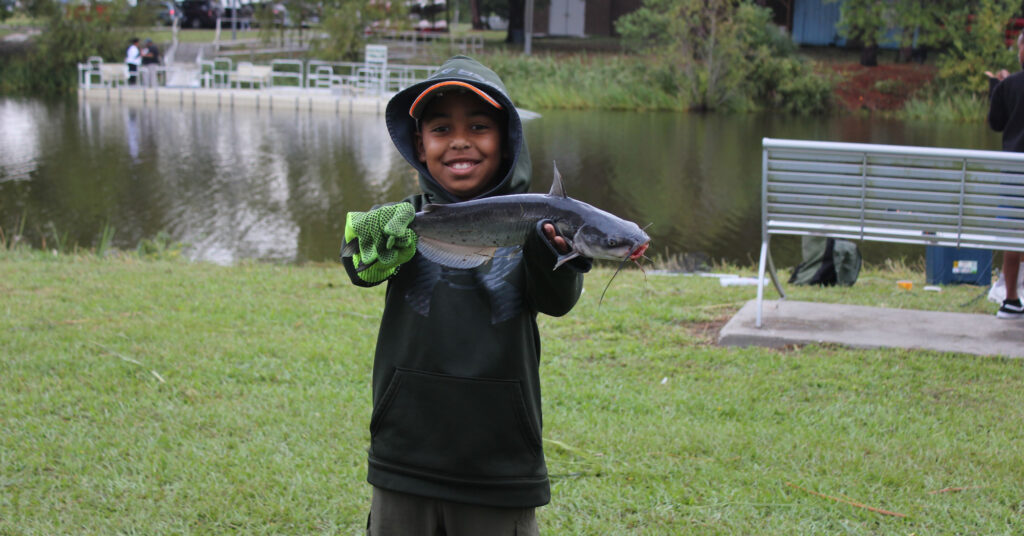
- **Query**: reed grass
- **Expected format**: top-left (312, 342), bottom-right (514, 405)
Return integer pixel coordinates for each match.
top-left (898, 91), bottom-right (989, 122)
top-left (482, 52), bottom-right (688, 112)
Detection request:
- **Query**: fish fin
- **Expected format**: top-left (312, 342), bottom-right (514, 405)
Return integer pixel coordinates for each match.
top-left (340, 238), bottom-right (377, 272)
top-left (340, 238), bottom-right (358, 258)
top-left (420, 203), bottom-right (441, 214)
top-left (354, 259), bottom-right (378, 273)
top-left (553, 251), bottom-right (581, 270)
top-left (548, 161), bottom-right (568, 199)
top-left (417, 235), bottom-right (496, 269)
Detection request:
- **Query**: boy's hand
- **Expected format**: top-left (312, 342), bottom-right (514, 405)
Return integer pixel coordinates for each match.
top-left (537, 219), bottom-right (591, 273)
top-left (542, 222), bottom-right (571, 254)
top-left (343, 203), bottom-right (418, 283)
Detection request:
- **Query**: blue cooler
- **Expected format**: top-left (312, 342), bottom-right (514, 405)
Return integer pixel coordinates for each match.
top-left (925, 246), bottom-right (992, 285)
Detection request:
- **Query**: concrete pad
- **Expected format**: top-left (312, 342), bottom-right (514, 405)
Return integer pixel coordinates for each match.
top-left (719, 300), bottom-right (1024, 358)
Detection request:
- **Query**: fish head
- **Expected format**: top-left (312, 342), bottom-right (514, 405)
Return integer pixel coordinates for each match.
top-left (571, 217), bottom-right (650, 262)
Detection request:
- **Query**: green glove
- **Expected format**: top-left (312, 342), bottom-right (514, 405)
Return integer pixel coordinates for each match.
top-left (343, 203), bottom-right (418, 283)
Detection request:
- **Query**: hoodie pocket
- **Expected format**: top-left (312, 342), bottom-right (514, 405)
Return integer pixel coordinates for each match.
top-left (369, 368), bottom-right (543, 480)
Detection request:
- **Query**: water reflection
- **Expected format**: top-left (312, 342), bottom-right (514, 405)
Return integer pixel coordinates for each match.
top-left (1, 98), bottom-right (413, 264)
top-left (0, 97), bottom-right (999, 267)
top-left (0, 99), bottom-right (43, 183)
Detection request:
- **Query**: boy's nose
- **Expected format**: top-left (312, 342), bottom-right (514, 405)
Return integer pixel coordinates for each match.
top-left (449, 138), bottom-right (470, 150)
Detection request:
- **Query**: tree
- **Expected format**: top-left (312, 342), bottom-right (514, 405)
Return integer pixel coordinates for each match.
top-left (470, 0), bottom-right (483, 29)
top-left (830, 0), bottom-right (890, 66)
top-left (618, 0), bottom-right (751, 110)
top-left (617, 0), bottom-right (832, 113)
top-left (931, 0), bottom-right (1019, 95)
top-left (313, 0), bottom-right (409, 61)
top-left (473, 0), bottom-right (549, 45)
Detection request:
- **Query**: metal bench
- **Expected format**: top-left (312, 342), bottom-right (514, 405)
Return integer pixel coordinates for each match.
top-left (99, 63), bottom-right (129, 87)
top-left (356, 44), bottom-right (389, 94)
top-left (232, 62), bottom-right (273, 89)
top-left (756, 138), bottom-right (1024, 327)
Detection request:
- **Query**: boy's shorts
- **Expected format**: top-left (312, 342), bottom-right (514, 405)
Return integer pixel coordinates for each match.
top-left (367, 486), bottom-right (539, 536)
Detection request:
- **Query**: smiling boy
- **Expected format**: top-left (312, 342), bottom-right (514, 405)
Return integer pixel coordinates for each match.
top-left (341, 56), bottom-right (590, 534)
top-left (413, 82), bottom-right (506, 199)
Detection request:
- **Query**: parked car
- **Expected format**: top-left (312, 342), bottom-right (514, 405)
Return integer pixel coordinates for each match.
top-left (155, 1), bottom-right (183, 25)
top-left (180, 0), bottom-right (224, 28)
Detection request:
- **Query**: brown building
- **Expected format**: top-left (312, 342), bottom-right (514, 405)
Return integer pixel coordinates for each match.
top-left (531, 0), bottom-right (643, 37)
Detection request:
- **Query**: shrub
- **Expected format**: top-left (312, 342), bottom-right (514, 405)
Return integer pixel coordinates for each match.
top-left (617, 0), bottom-right (834, 113)
top-left (0, 0), bottom-right (135, 95)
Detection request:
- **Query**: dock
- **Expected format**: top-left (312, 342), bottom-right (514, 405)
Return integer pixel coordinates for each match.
top-left (77, 86), bottom-right (391, 115)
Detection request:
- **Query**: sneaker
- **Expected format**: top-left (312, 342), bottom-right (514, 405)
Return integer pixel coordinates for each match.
top-left (997, 298), bottom-right (1024, 319)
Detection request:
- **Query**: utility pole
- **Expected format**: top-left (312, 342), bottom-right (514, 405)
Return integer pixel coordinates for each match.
top-left (524, 0), bottom-right (534, 55)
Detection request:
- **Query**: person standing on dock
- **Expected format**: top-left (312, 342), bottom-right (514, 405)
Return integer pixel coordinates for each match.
top-left (141, 39), bottom-right (161, 87)
top-left (986, 31), bottom-right (1024, 319)
top-left (125, 38), bottom-right (142, 86)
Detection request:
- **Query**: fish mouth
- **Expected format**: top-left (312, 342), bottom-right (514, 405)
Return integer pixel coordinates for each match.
top-left (628, 242), bottom-right (649, 261)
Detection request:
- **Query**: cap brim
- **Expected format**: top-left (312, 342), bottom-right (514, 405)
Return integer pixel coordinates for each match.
top-left (409, 81), bottom-right (503, 119)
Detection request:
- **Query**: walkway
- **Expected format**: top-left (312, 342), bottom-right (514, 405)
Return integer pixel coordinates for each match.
top-left (719, 299), bottom-right (1024, 358)
top-left (78, 86), bottom-right (391, 114)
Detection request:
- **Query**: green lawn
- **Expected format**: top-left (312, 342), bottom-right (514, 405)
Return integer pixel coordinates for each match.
top-left (1, 250), bottom-right (1022, 534)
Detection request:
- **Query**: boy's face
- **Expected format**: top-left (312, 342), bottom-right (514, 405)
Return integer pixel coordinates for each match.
top-left (415, 91), bottom-right (505, 200)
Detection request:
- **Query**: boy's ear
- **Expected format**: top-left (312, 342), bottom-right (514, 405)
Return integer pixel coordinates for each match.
top-left (415, 132), bottom-right (426, 163)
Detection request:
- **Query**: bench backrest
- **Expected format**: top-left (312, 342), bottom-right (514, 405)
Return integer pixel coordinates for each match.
top-left (100, 63), bottom-right (127, 81)
top-left (236, 63), bottom-right (271, 78)
top-left (763, 138), bottom-right (1024, 252)
top-left (364, 44), bottom-right (388, 72)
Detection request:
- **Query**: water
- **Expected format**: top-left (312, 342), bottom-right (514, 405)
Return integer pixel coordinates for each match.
top-left (0, 96), bottom-right (999, 267)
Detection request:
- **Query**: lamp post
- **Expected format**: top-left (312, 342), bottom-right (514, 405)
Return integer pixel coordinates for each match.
top-left (231, 0), bottom-right (238, 41)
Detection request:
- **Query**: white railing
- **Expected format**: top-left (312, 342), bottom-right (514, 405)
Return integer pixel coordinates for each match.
top-left (79, 50), bottom-right (438, 95)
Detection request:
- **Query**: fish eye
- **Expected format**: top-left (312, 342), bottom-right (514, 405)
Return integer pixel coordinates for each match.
top-left (606, 238), bottom-right (617, 247)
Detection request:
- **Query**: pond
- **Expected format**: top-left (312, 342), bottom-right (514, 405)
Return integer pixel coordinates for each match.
top-left (0, 96), bottom-right (998, 268)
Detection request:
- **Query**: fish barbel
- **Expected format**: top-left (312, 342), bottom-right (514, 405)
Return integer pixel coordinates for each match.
top-left (410, 162), bottom-right (650, 270)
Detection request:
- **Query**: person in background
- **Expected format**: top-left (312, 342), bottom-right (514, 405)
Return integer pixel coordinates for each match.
top-left (985, 31), bottom-right (1024, 319)
top-left (141, 39), bottom-right (162, 87)
top-left (125, 38), bottom-right (142, 86)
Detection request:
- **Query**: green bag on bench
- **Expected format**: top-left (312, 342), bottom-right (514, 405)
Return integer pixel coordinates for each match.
top-left (789, 236), bottom-right (861, 287)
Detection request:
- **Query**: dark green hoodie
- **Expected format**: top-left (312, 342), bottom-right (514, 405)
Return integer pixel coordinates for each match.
top-left (343, 56), bottom-right (588, 508)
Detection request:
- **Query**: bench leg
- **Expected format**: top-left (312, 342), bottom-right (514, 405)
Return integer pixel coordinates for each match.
top-left (755, 239), bottom-right (786, 328)
top-left (766, 247), bottom-right (785, 299)
top-left (756, 241), bottom-right (768, 328)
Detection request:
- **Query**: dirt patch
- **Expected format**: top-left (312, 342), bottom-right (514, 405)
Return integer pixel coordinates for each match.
top-left (826, 63), bottom-right (937, 112)
top-left (687, 315), bottom-right (733, 345)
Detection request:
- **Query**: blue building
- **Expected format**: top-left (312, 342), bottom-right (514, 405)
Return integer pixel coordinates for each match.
top-left (769, 0), bottom-right (909, 49)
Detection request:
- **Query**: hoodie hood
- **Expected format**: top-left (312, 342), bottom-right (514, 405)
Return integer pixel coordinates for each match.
top-left (386, 56), bottom-right (531, 204)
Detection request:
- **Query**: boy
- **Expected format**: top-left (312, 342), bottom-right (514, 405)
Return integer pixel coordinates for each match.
top-left (341, 56), bottom-right (591, 534)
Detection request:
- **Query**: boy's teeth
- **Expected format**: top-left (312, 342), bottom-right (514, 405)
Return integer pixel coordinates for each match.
top-left (452, 162), bottom-right (472, 170)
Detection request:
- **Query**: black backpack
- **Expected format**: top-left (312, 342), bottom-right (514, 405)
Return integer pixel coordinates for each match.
top-left (789, 236), bottom-right (861, 287)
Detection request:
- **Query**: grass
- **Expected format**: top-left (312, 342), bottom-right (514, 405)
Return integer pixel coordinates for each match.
top-left (2, 247), bottom-right (1022, 534)
top-left (900, 91), bottom-right (990, 122)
